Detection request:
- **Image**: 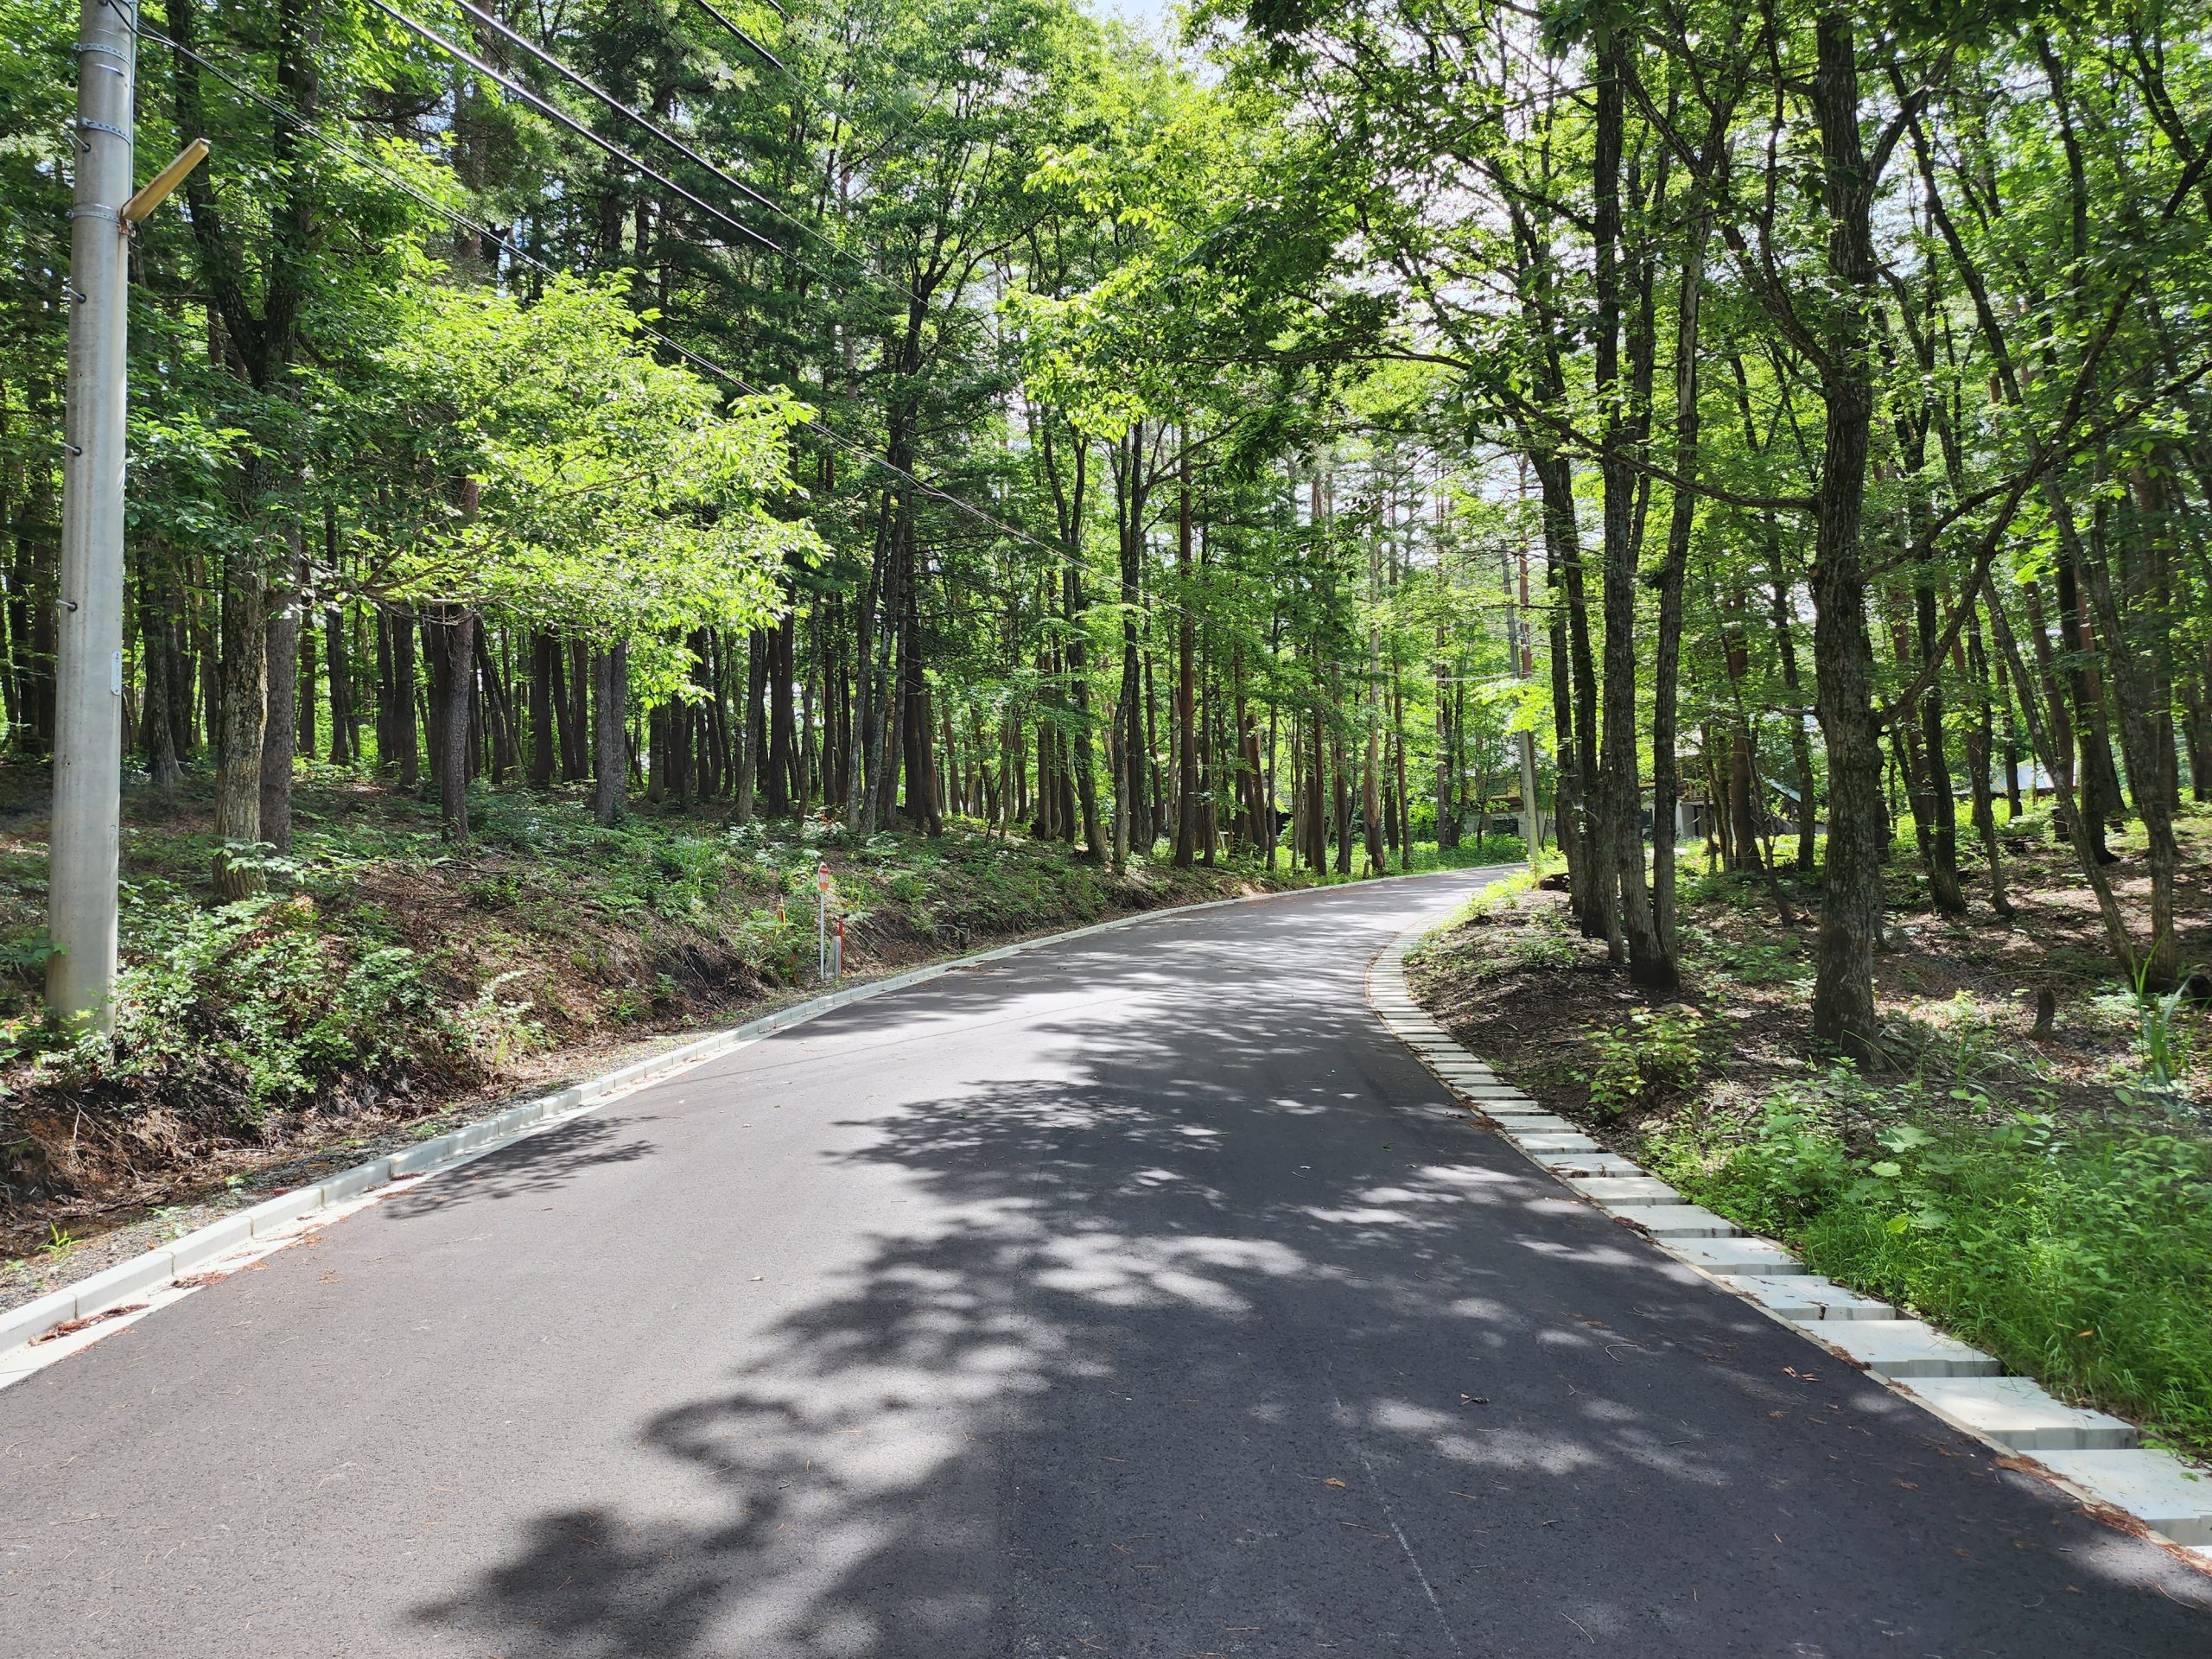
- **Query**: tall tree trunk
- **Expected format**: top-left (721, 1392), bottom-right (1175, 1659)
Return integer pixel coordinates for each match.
top-left (260, 531), bottom-right (302, 857)
top-left (297, 601), bottom-right (317, 768)
top-left (530, 631), bottom-right (556, 787)
top-left (2056, 547), bottom-right (2120, 859)
top-left (1911, 543), bottom-right (1967, 914)
top-left (436, 607), bottom-right (475, 838)
top-left (646, 703), bottom-right (671, 804)
top-left (372, 607), bottom-right (395, 772)
top-left (1648, 194), bottom-right (1708, 982)
top-left (2020, 579), bottom-right (2074, 819)
top-left (1962, 601), bottom-right (2014, 918)
top-left (323, 606), bottom-right (352, 766)
top-left (847, 504), bottom-right (886, 832)
top-left (1114, 509), bottom-right (1141, 868)
top-left (391, 608), bottom-right (420, 789)
top-left (1764, 546), bottom-right (1818, 871)
top-left (736, 630), bottom-right (764, 823)
top-left (1065, 563), bottom-right (1103, 861)
top-left (1984, 577), bottom-right (2142, 974)
top-left (2082, 477), bottom-right (2182, 986)
top-left (1306, 702), bottom-right (1325, 873)
top-left (1331, 726), bottom-right (1352, 875)
top-left (1805, 12), bottom-right (1887, 1060)
top-left (475, 622), bottom-right (518, 786)
top-left (1433, 615), bottom-right (1458, 850)
top-left (137, 543), bottom-right (183, 792)
top-left (2183, 665), bottom-right (2212, 804)
top-left (563, 638), bottom-right (590, 780)
top-left (213, 532), bottom-right (269, 899)
top-left (593, 642), bottom-right (627, 825)
top-left (766, 613), bottom-right (794, 817)
top-left (1173, 448), bottom-right (1198, 867)
top-left (1533, 449), bottom-right (1600, 934)
top-left (1590, 26), bottom-right (1653, 972)
top-left (1361, 518), bottom-right (1385, 876)
top-left (322, 506), bottom-right (353, 766)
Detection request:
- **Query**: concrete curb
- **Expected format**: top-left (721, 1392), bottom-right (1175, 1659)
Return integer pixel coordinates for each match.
top-left (3, 861), bottom-right (1495, 1370)
top-left (1367, 906), bottom-right (2212, 1567)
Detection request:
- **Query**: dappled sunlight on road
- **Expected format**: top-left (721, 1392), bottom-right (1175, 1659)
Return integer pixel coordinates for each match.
top-left (405, 875), bottom-right (2212, 1656)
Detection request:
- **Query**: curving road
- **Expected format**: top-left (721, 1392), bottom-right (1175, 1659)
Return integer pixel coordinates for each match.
top-left (2, 870), bottom-right (2208, 1656)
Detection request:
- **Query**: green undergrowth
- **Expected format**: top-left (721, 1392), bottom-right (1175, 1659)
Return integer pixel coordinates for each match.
top-left (1640, 1072), bottom-right (2212, 1457)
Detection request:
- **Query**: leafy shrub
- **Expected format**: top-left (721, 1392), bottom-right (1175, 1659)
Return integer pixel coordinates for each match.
top-left (1648, 1093), bottom-right (1853, 1233)
top-left (1889, 991), bottom-right (2051, 1094)
top-left (1585, 1005), bottom-right (1707, 1120)
top-left (1509, 931), bottom-right (1579, 972)
top-left (1695, 930), bottom-right (1806, 987)
top-left (69, 895), bottom-right (462, 1124)
top-left (452, 969), bottom-right (549, 1068)
top-left (2126, 960), bottom-right (2202, 1096)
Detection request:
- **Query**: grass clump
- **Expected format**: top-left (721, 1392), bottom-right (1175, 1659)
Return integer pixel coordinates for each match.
top-left (1643, 1075), bottom-right (2212, 1456)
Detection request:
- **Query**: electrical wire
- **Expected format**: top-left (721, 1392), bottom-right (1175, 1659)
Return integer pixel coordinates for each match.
top-left (364, 0), bottom-right (779, 253)
top-left (124, 7), bottom-right (1093, 578)
top-left (444, 0), bottom-right (776, 213)
top-left (684, 0), bottom-right (785, 71)
top-left (378, 0), bottom-right (944, 320)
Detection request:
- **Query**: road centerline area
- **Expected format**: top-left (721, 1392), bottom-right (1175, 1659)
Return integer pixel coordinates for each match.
top-left (2, 872), bottom-right (2206, 1657)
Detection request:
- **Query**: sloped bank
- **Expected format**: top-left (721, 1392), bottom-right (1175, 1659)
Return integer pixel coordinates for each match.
top-left (1, 775), bottom-right (1297, 1293)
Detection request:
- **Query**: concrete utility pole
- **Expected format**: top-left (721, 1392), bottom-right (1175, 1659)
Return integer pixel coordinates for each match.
top-left (51, 0), bottom-right (204, 1031)
top-left (48, 0), bottom-right (137, 1031)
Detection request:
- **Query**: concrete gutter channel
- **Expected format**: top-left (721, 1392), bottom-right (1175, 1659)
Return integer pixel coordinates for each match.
top-left (0, 867), bottom-right (1516, 1391)
top-left (1368, 919), bottom-right (2212, 1573)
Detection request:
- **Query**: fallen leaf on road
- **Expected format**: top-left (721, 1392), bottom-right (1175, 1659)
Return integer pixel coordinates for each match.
top-left (30, 1305), bottom-right (145, 1343)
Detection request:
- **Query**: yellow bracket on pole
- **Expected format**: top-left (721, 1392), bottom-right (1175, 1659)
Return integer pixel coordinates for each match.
top-left (121, 137), bottom-right (208, 225)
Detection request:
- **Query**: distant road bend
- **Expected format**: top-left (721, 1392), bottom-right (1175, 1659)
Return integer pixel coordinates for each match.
top-left (3, 871), bottom-right (2207, 1656)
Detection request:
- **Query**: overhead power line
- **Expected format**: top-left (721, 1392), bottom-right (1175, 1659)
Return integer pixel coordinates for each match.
top-left (442, 0), bottom-right (776, 214)
top-left (364, 0), bottom-right (779, 254)
top-left (684, 0), bottom-right (786, 72)
top-left (381, 0), bottom-right (942, 318)
top-left (130, 9), bottom-right (1077, 570)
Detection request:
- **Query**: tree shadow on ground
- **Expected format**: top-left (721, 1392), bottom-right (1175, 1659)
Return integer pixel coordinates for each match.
top-left (414, 886), bottom-right (2212, 1657)
top-left (384, 1112), bottom-right (658, 1218)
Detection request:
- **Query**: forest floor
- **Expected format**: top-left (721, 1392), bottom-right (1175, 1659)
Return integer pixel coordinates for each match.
top-left (0, 762), bottom-right (1464, 1311)
top-left (1408, 805), bottom-right (2212, 1457)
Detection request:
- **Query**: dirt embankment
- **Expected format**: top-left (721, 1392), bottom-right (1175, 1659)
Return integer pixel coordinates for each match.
top-left (0, 768), bottom-right (1293, 1294)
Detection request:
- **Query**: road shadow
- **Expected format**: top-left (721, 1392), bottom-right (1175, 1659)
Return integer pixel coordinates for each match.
top-left (383, 1113), bottom-right (658, 1218)
top-left (413, 882), bottom-right (2212, 1657)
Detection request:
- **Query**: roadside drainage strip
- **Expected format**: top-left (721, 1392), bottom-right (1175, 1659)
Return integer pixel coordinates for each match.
top-left (3, 864), bottom-right (1520, 1393)
top-left (1367, 919), bottom-right (2212, 1571)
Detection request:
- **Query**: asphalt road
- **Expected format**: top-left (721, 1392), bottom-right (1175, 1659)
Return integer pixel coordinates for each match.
top-left (3, 870), bottom-right (2208, 1657)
